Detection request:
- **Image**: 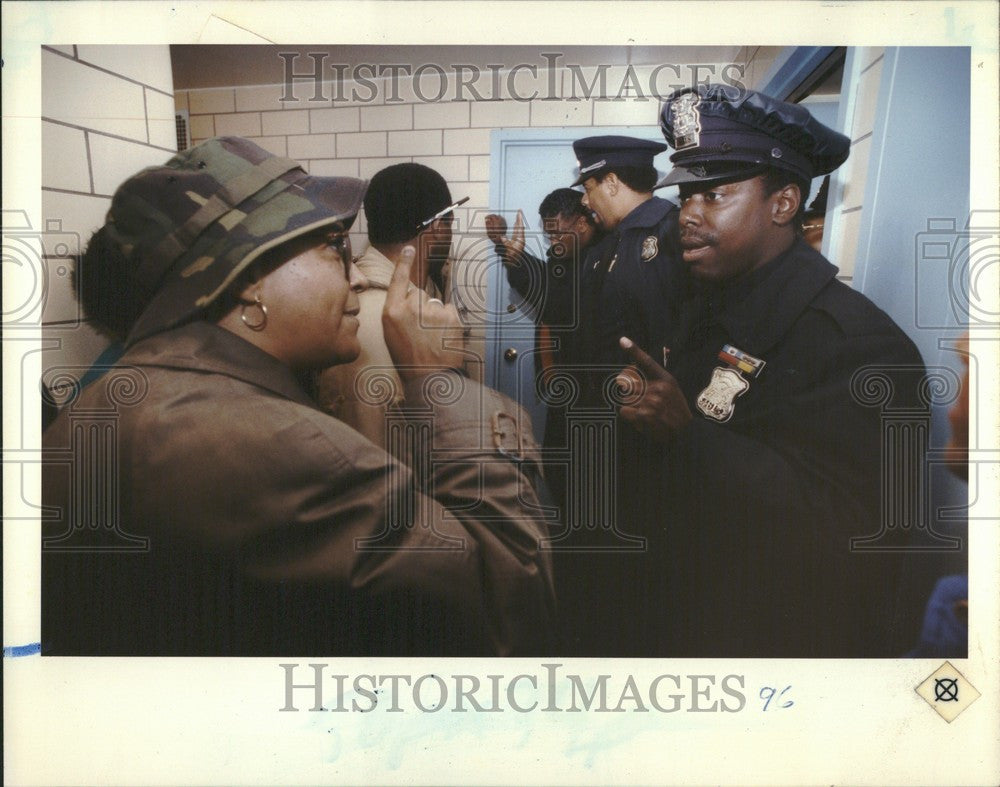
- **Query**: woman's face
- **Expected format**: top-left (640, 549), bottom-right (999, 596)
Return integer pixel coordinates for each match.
top-left (250, 229), bottom-right (367, 371)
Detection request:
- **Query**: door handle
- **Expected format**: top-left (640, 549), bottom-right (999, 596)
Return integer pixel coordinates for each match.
top-left (504, 348), bottom-right (518, 362)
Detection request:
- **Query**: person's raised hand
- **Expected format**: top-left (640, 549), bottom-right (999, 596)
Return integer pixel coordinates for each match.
top-left (485, 213), bottom-right (507, 245)
top-left (383, 246), bottom-right (466, 380)
top-left (617, 336), bottom-right (692, 442)
top-left (485, 211), bottom-right (526, 265)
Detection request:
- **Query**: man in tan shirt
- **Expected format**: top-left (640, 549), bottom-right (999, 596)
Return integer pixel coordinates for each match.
top-left (317, 163), bottom-right (467, 449)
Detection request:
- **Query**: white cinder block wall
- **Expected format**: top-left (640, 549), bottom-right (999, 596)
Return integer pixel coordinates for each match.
top-left (178, 60), bottom-right (763, 246)
top-left (41, 45), bottom-right (177, 369)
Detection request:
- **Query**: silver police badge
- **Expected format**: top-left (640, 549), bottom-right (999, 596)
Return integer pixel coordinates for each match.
top-left (641, 235), bottom-right (658, 261)
top-left (696, 367), bottom-right (749, 422)
top-left (672, 93), bottom-right (702, 151)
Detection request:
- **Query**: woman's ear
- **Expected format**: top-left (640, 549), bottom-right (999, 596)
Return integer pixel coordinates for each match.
top-left (235, 264), bottom-right (264, 304)
top-left (772, 183), bottom-right (802, 227)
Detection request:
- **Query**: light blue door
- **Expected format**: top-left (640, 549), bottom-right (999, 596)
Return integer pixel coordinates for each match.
top-left (486, 126), bottom-right (671, 438)
top-left (847, 46), bottom-right (971, 545)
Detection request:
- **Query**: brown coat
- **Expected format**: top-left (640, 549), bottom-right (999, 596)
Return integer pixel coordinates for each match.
top-left (42, 321), bottom-right (555, 656)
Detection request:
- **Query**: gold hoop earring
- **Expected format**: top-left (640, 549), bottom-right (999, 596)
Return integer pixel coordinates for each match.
top-left (240, 291), bottom-right (268, 331)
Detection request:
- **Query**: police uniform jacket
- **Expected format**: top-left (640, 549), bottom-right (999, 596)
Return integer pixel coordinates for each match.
top-left (581, 195), bottom-right (685, 370)
top-left (654, 238), bottom-right (927, 657)
top-left (552, 196), bottom-right (686, 655)
top-left (42, 320), bottom-right (555, 656)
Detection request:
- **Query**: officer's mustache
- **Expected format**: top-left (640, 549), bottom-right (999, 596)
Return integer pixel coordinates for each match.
top-left (679, 230), bottom-right (717, 248)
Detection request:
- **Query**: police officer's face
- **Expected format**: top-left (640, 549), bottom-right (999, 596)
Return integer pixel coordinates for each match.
top-left (678, 176), bottom-right (793, 282)
top-left (580, 176), bottom-right (615, 228)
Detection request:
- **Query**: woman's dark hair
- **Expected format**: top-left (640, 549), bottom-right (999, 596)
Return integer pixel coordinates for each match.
top-left (73, 227), bottom-right (147, 342)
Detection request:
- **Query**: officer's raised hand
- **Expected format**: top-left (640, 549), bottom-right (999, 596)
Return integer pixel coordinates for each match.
top-left (383, 246), bottom-right (466, 380)
top-left (485, 211), bottom-right (526, 265)
top-left (617, 336), bottom-right (692, 442)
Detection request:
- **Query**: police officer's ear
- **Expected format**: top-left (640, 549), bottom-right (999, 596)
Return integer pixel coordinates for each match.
top-left (771, 183), bottom-right (802, 228)
top-left (602, 172), bottom-right (621, 196)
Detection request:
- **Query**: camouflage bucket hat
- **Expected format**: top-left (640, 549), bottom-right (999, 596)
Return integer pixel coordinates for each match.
top-left (108, 137), bottom-right (367, 345)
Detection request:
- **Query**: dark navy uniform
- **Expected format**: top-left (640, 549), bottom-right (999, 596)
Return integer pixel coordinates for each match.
top-left (631, 83), bottom-right (938, 656)
top-left (655, 238), bottom-right (927, 656)
top-left (568, 136), bottom-right (686, 374)
top-left (576, 197), bottom-right (688, 649)
top-left (551, 138), bottom-right (689, 655)
top-left (580, 195), bottom-right (685, 371)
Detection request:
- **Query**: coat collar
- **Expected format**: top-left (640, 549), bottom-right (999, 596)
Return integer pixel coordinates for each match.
top-left (354, 245), bottom-right (396, 290)
top-left (121, 321), bottom-right (317, 407)
top-left (676, 238), bottom-right (838, 356)
top-left (355, 244), bottom-right (447, 300)
top-left (617, 195), bottom-right (676, 233)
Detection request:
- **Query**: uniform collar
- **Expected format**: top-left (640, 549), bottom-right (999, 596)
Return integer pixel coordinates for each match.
top-left (121, 321), bottom-right (317, 407)
top-left (680, 237), bottom-right (838, 356)
top-left (617, 196), bottom-right (675, 233)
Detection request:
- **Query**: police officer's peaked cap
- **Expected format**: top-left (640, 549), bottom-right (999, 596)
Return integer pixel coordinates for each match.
top-left (571, 135), bottom-right (668, 186)
top-left (657, 84), bottom-right (850, 188)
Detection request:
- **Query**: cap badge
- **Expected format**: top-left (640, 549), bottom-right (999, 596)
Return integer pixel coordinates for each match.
top-left (641, 236), bottom-right (659, 261)
top-left (695, 344), bottom-right (766, 422)
top-left (672, 93), bottom-right (702, 151)
top-left (579, 159), bottom-right (607, 175)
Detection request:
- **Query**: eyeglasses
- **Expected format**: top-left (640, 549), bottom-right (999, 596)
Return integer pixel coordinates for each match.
top-left (325, 231), bottom-right (353, 277)
top-left (545, 221), bottom-right (578, 239)
top-left (416, 196), bottom-right (470, 232)
top-left (543, 216), bottom-right (585, 244)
